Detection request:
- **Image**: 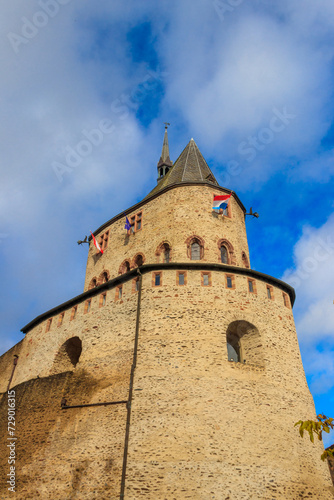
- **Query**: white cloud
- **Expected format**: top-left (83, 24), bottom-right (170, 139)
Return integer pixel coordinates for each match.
top-left (283, 214), bottom-right (334, 397)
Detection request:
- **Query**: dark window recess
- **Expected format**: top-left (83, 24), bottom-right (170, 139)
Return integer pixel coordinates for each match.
top-left (267, 287), bottom-right (272, 299)
top-left (179, 273), bottom-right (185, 285)
top-left (164, 246), bottom-right (170, 263)
top-left (191, 242), bottom-right (201, 260)
top-left (137, 216), bottom-right (142, 231)
top-left (203, 274), bottom-right (209, 286)
top-left (221, 246), bottom-right (228, 264)
top-left (155, 274), bottom-right (161, 286)
top-left (248, 280), bottom-right (254, 293)
top-left (135, 255), bottom-right (143, 267)
top-left (227, 342), bottom-right (239, 362)
top-left (226, 276), bottom-right (233, 288)
top-left (64, 337), bottom-right (82, 367)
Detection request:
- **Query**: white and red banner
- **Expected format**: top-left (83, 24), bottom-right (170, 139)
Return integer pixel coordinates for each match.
top-left (90, 231), bottom-right (103, 254)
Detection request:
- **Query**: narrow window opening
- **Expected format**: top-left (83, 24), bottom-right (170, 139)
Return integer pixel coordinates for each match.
top-left (85, 299), bottom-right (91, 313)
top-left (191, 241), bottom-right (201, 260)
top-left (135, 255), bottom-right (143, 267)
top-left (46, 318), bottom-right (52, 332)
top-left (226, 333), bottom-right (240, 363)
top-left (226, 276), bottom-right (233, 289)
top-left (267, 286), bottom-right (272, 299)
top-left (58, 312), bottom-right (64, 327)
top-left (136, 214), bottom-right (142, 231)
top-left (70, 306), bottom-right (77, 321)
top-left (155, 273), bottom-right (161, 286)
top-left (179, 273), bottom-right (185, 285)
top-left (163, 244), bottom-right (170, 263)
top-left (221, 245), bottom-right (228, 264)
top-left (248, 280), bottom-right (254, 293)
top-left (100, 293), bottom-right (107, 307)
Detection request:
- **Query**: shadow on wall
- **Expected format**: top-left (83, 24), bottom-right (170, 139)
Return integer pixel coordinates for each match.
top-left (51, 337), bottom-right (82, 375)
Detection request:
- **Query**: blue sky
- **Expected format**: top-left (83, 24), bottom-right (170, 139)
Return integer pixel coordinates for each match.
top-left (1, 1), bottom-right (334, 446)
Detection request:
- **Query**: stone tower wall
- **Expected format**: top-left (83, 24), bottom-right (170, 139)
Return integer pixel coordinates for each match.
top-left (0, 180), bottom-right (333, 499)
top-left (0, 266), bottom-right (333, 498)
top-left (83, 184), bottom-right (250, 292)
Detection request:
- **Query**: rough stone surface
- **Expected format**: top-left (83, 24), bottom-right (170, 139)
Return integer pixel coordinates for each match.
top-left (0, 183), bottom-right (333, 499)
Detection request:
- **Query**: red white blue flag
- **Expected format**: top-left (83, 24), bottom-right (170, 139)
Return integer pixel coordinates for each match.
top-left (90, 231), bottom-right (103, 254)
top-left (212, 193), bottom-right (231, 210)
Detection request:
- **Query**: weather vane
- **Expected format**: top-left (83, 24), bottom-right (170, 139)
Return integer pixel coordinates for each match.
top-left (164, 122), bottom-right (170, 129)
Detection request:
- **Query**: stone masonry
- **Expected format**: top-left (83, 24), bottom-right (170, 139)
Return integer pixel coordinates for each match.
top-left (0, 136), bottom-right (333, 499)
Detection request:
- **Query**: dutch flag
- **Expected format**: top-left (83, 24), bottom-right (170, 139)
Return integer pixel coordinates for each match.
top-left (212, 193), bottom-right (232, 210)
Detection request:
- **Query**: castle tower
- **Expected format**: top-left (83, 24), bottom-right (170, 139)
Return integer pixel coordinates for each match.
top-left (0, 131), bottom-right (333, 499)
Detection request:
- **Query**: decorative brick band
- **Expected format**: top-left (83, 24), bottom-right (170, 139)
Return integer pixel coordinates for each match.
top-left (21, 263), bottom-right (296, 334)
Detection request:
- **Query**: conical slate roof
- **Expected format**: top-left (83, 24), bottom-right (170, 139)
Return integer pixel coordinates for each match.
top-left (146, 138), bottom-right (219, 198)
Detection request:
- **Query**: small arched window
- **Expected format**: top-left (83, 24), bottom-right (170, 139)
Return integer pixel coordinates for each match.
top-left (89, 278), bottom-right (98, 290)
top-left (135, 254), bottom-right (143, 267)
top-left (191, 241), bottom-right (201, 260)
top-left (156, 242), bottom-right (172, 263)
top-left (226, 321), bottom-right (263, 366)
top-left (221, 245), bottom-right (228, 264)
top-left (242, 252), bottom-right (250, 268)
top-left (119, 260), bottom-right (131, 274)
top-left (217, 239), bottom-right (236, 265)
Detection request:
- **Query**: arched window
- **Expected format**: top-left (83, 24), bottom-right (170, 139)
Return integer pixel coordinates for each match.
top-left (242, 252), bottom-right (250, 268)
top-left (225, 321), bottom-right (263, 366)
top-left (156, 241), bottom-right (172, 263)
top-left (220, 245), bottom-right (228, 264)
top-left (119, 260), bottom-right (131, 274)
top-left (89, 277), bottom-right (98, 290)
top-left (191, 241), bottom-right (201, 260)
top-left (133, 253), bottom-right (145, 267)
top-left (99, 270), bottom-right (110, 284)
top-left (217, 239), bottom-right (236, 265)
top-left (185, 235), bottom-right (205, 260)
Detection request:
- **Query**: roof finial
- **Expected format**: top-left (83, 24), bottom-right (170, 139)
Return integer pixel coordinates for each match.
top-left (157, 123), bottom-right (173, 183)
top-left (160, 123), bottom-right (172, 164)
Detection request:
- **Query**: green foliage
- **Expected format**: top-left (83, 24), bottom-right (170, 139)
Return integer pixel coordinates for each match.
top-left (295, 415), bottom-right (334, 461)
